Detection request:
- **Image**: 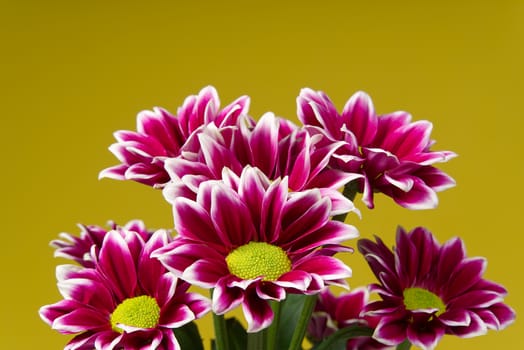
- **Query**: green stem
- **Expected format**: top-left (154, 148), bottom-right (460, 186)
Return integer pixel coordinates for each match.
top-left (266, 301), bottom-right (281, 350)
top-left (313, 325), bottom-right (373, 350)
top-left (248, 329), bottom-right (266, 350)
top-left (211, 290), bottom-right (229, 350)
top-left (333, 181), bottom-right (359, 222)
top-left (287, 294), bottom-right (318, 350)
top-left (396, 339), bottom-right (412, 350)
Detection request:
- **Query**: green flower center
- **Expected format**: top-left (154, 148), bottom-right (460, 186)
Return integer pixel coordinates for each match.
top-left (403, 287), bottom-right (446, 315)
top-left (110, 295), bottom-right (161, 333)
top-left (226, 241), bottom-right (291, 281)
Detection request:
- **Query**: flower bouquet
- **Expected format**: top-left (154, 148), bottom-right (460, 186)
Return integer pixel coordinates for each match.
top-left (40, 86), bottom-right (515, 350)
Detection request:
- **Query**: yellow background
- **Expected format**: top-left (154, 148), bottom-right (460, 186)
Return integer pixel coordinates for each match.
top-left (2, 1), bottom-right (522, 349)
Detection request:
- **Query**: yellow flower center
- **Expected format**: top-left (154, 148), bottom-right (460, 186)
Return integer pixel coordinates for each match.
top-left (403, 287), bottom-right (446, 315)
top-left (110, 295), bottom-right (161, 333)
top-left (226, 241), bottom-right (291, 281)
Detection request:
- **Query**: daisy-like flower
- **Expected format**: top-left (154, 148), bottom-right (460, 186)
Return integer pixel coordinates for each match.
top-left (40, 228), bottom-right (210, 350)
top-left (51, 220), bottom-right (153, 268)
top-left (162, 112), bottom-right (360, 215)
top-left (357, 227), bottom-right (515, 350)
top-left (154, 166), bottom-right (358, 332)
top-left (308, 288), bottom-right (391, 350)
top-left (99, 85), bottom-right (251, 187)
top-left (297, 89), bottom-right (456, 209)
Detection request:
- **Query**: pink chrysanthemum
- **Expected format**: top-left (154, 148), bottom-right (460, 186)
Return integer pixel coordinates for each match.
top-left (297, 89), bottom-right (456, 209)
top-left (99, 86), bottom-right (251, 187)
top-left (154, 166), bottom-right (358, 332)
top-left (51, 220), bottom-right (153, 268)
top-left (308, 288), bottom-right (392, 350)
top-left (358, 227), bottom-right (515, 350)
top-left (40, 228), bottom-right (210, 350)
top-left (162, 112), bottom-right (360, 215)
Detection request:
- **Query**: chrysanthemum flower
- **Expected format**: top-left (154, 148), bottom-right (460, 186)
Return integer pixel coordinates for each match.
top-left (40, 228), bottom-right (210, 350)
top-left (297, 89), bottom-right (456, 209)
top-left (308, 288), bottom-right (392, 350)
top-left (154, 166), bottom-right (358, 332)
top-left (51, 220), bottom-right (153, 268)
top-left (358, 227), bottom-right (515, 350)
top-left (162, 112), bottom-right (360, 215)
top-left (99, 85), bottom-right (251, 187)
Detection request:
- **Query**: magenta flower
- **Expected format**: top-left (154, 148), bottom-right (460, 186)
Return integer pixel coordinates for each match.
top-left (154, 166), bottom-right (358, 332)
top-left (308, 288), bottom-right (392, 350)
top-left (297, 89), bottom-right (456, 209)
top-left (162, 112), bottom-right (360, 215)
top-left (40, 228), bottom-right (210, 350)
top-left (51, 220), bottom-right (153, 268)
top-left (99, 86), bottom-right (251, 187)
top-left (358, 227), bottom-right (515, 350)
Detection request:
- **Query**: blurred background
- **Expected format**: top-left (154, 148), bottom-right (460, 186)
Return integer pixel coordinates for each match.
top-left (2, 1), bottom-right (522, 349)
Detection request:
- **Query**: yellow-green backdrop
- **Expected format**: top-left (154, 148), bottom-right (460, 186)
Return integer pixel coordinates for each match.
top-left (2, 1), bottom-right (522, 349)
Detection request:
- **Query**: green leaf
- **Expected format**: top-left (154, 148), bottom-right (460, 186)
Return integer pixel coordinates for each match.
top-left (226, 317), bottom-right (248, 350)
top-left (211, 317), bottom-right (248, 350)
top-left (173, 322), bottom-right (204, 350)
top-left (275, 294), bottom-right (307, 350)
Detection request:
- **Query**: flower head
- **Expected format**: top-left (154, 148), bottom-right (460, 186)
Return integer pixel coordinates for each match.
top-left (51, 220), bottom-right (153, 268)
top-left (163, 112), bottom-right (360, 215)
top-left (40, 228), bottom-right (210, 350)
top-left (297, 89), bottom-right (456, 209)
top-left (358, 227), bottom-right (515, 350)
top-left (154, 166), bottom-right (358, 332)
top-left (308, 288), bottom-right (392, 350)
top-left (99, 86), bottom-right (251, 187)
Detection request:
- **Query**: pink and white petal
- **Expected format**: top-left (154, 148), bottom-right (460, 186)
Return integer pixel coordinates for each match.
top-left (388, 178), bottom-right (438, 210)
top-left (449, 312), bottom-right (488, 338)
top-left (52, 307), bottom-right (109, 333)
top-left (406, 323), bottom-right (444, 350)
top-left (256, 283), bottom-right (286, 301)
top-left (39, 300), bottom-right (85, 326)
top-left (98, 231), bottom-right (137, 301)
top-left (446, 257), bottom-right (486, 297)
top-left (249, 112), bottom-right (279, 175)
top-left (373, 316), bottom-right (408, 346)
top-left (391, 121), bottom-right (433, 158)
top-left (439, 309), bottom-right (471, 327)
top-left (184, 292), bottom-right (212, 319)
top-left (242, 289), bottom-right (274, 333)
top-left (287, 220), bottom-right (358, 254)
top-left (98, 164), bottom-right (128, 180)
top-left (173, 198), bottom-right (224, 245)
top-left (213, 279), bottom-right (245, 314)
top-left (159, 304), bottom-right (195, 328)
top-left (159, 329), bottom-right (181, 350)
top-left (487, 303), bottom-right (516, 329)
top-left (416, 166), bottom-right (457, 191)
top-left (436, 237), bottom-right (466, 288)
top-left (65, 332), bottom-right (103, 350)
top-left (279, 196), bottom-right (331, 244)
top-left (211, 184), bottom-right (257, 245)
top-left (374, 111), bottom-right (412, 145)
top-left (318, 188), bottom-right (360, 217)
top-left (447, 290), bottom-right (503, 310)
top-left (57, 278), bottom-right (113, 313)
top-left (155, 273), bottom-right (179, 306)
top-left (260, 177), bottom-right (287, 242)
top-left (341, 91), bottom-right (377, 145)
top-left (294, 256), bottom-right (352, 281)
top-left (274, 270), bottom-right (312, 291)
top-left (183, 259), bottom-right (227, 288)
top-left (138, 230), bottom-right (170, 295)
top-left (218, 95), bottom-right (251, 126)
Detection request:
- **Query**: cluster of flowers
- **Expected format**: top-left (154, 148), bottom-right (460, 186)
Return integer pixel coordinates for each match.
top-left (40, 86), bottom-right (515, 350)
